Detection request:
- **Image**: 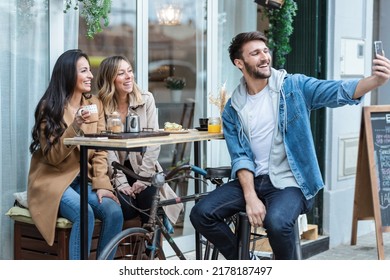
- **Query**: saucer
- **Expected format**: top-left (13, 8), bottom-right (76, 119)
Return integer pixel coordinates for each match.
top-left (195, 127), bottom-right (208, 131)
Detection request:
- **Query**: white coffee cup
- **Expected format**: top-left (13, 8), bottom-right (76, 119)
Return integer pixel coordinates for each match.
top-left (78, 104), bottom-right (98, 123)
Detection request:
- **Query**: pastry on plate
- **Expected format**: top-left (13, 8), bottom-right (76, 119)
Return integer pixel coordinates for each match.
top-left (164, 122), bottom-right (182, 131)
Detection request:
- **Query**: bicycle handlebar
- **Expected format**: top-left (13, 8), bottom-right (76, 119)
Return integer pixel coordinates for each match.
top-left (190, 165), bottom-right (208, 177)
top-left (111, 161), bottom-right (208, 187)
top-left (111, 161), bottom-right (151, 182)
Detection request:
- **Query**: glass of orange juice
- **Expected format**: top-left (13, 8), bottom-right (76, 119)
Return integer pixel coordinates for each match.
top-left (208, 117), bottom-right (222, 133)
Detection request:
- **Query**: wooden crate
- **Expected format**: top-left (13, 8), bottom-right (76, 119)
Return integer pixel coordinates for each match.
top-left (253, 237), bottom-right (273, 252)
top-left (13, 218), bottom-right (142, 260)
top-left (301, 224), bottom-right (318, 240)
top-left (13, 220), bottom-right (101, 260)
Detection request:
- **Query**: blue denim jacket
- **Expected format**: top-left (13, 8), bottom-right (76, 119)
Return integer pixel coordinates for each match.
top-left (222, 68), bottom-right (361, 199)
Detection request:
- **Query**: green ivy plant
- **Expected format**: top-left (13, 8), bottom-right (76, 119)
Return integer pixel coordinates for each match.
top-left (263, 0), bottom-right (298, 68)
top-left (63, 0), bottom-right (112, 38)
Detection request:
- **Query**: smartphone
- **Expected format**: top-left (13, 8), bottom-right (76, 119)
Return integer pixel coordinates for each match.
top-left (374, 41), bottom-right (384, 56)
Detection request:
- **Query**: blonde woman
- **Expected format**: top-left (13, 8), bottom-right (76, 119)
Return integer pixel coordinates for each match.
top-left (97, 55), bottom-right (182, 226)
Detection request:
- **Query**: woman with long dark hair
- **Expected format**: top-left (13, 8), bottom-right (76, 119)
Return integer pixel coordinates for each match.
top-left (27, 49), bottom-right (123, 260)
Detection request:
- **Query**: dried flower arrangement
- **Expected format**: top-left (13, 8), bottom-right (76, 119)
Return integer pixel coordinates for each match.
top-left (209, 82), bottom-right (230, 117)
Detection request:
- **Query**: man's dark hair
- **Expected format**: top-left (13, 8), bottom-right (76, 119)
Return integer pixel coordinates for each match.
top-left (228, 31), bottom-right (268, 65)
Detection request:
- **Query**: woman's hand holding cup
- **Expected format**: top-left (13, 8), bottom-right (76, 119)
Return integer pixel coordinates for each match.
top-left (73, 109), bottom-right (85, 127)
top-left (71, 104), bottom-right (99, 134)
top-left (77, 104), bottom-right (99, 124)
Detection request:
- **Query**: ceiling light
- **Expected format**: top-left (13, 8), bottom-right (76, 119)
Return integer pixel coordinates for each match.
top-left (157, 4), bottom-right (182, 26)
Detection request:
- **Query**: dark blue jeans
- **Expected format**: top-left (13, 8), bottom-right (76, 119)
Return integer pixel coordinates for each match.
top-left (59, 176), bottom-right (124, 260)
top-left (190, 175), bottom-right (314, 260)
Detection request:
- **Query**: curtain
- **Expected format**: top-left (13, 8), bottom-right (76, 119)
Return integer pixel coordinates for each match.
top-left (64, 6), bottom-right (79, 51)
top-left (0, 0), bottom-right (82, 259)
top-left (0, 0), bottom-right (50, 260)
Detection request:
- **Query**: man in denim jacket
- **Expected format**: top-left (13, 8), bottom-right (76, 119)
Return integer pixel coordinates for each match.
top-left (190, 31), bottom-right (390, 260)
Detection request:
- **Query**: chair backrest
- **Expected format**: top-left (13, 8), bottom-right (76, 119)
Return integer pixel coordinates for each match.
top-left (171, 102), bottom-right (195, 166)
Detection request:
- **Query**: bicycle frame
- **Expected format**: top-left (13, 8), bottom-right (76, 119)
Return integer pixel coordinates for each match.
top-left (111, 161), bottom-right (211, 260)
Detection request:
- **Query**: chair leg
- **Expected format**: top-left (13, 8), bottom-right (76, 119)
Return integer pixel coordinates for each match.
top-left (235, 213), bottom-right (303, 260)
top-left (236, 212), bottom-right (250, 260)
top-left (294, 220), bottom-right (303, 260)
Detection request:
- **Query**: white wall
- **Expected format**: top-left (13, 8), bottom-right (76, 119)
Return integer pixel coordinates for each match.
top-left (324, 0), bottom-right (376, 248)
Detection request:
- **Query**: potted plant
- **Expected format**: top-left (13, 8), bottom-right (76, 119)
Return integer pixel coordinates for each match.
top-left (261, 0), bottom-right (298, 68)
top-left (165, 76), bottom-right (186, 103)
top-left (165, 76), bottom-right (186, 90)
top-left (63, 0), bottom-right (112, 38)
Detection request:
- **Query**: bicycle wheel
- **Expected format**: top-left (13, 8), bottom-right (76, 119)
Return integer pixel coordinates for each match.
top-left (98, 227), bottom-right (151, 260)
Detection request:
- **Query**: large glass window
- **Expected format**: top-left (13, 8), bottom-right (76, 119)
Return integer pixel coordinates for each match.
top-left (78, 0), bottom-right (137, 92)
top-left (218, 0), bottom-right (258, 93)
top-left (148, 0), bottom-right (207, 245)
top-left (148, 0), bottom-right (207, 165)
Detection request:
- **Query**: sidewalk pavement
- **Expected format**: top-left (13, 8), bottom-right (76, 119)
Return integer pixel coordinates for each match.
top-left (307, 231), bottom-right (390, 260)
top-left (168, 231), bottom-right (390, 260)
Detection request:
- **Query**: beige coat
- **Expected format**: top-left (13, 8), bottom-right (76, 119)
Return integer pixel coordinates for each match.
top-left (27, 96), bottom-right (112, 246)
top-left (107, 91), bottom-right (183, 223)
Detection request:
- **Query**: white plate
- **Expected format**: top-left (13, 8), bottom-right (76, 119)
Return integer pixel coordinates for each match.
top-left (160, 129), bottom-right (189, 134)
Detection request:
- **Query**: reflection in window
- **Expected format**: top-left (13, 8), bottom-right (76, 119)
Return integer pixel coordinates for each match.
top-left (148, 0), bottom-right (206, 164)
top-left (149, 0), bottom-right (207, 237)
top-left (78, 0), bottom-right (137, 93)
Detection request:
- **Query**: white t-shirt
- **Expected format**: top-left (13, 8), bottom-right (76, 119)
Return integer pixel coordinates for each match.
top-left (246, 86), bottom-right (275, 176)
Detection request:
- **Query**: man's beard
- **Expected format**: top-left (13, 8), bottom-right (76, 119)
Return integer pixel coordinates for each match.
top-left (243, 60), bottom-right (271, 79)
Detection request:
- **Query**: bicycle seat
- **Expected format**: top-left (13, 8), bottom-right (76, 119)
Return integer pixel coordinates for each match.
top-left (205, 166), bottom-right (231, 179)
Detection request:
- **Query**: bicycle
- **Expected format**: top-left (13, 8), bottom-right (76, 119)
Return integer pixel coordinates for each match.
top-left (98, 162), bottom-right (231, 260)
top-left (98, 161), bottom-right (272, 260)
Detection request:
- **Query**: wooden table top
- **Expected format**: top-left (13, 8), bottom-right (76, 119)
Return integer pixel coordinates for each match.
top-left (64, 129), bottom-right (224, 149)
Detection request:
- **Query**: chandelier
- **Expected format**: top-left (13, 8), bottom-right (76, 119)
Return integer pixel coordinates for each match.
top-left (157, 4), bottom-right (182, 26)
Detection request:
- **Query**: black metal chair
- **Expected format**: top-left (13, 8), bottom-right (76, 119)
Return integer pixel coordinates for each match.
top-left (201, 166), bottom-right (303, 260)
top-left (237, 212), bottom-right (302, 260)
